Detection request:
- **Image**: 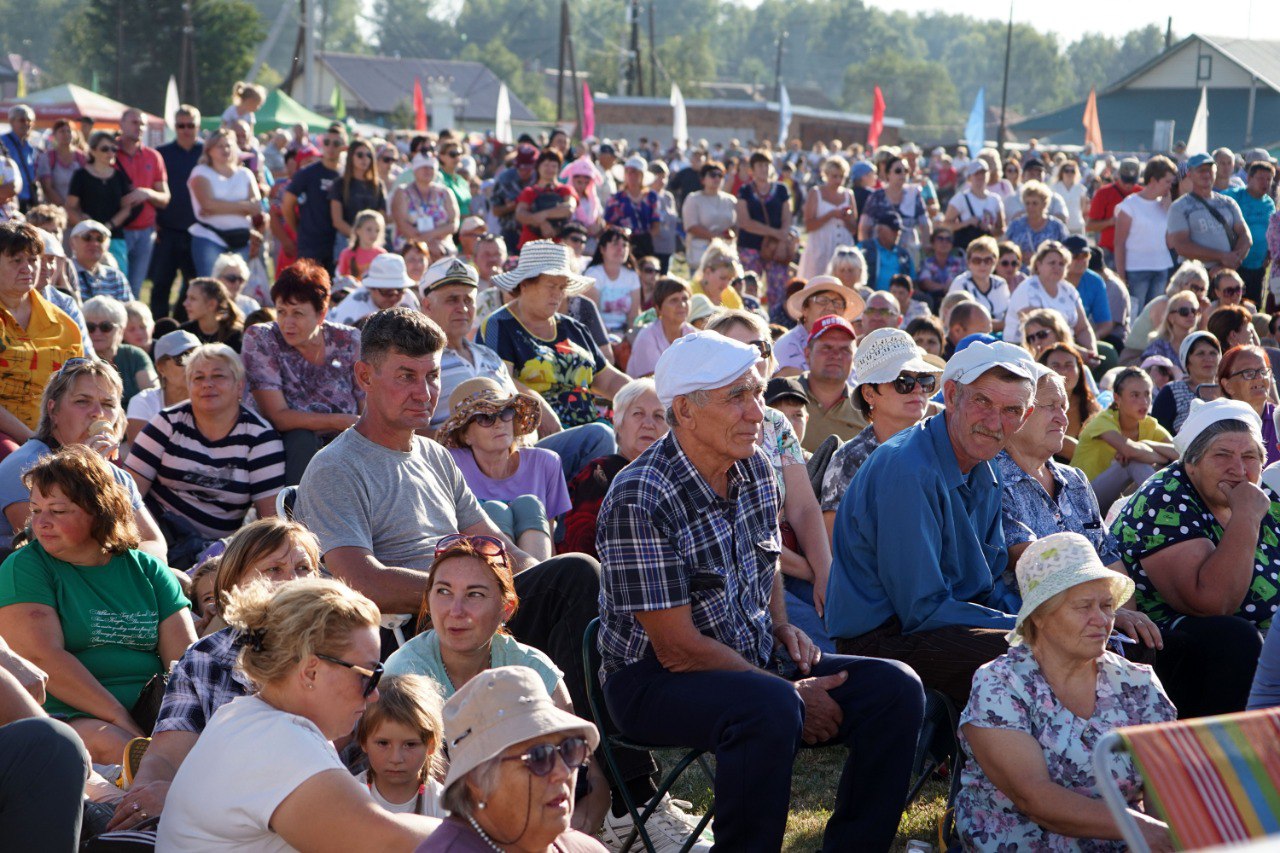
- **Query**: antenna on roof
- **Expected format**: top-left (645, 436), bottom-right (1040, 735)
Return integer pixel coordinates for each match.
top-left (1165, 18), bottom-right (1173, 51)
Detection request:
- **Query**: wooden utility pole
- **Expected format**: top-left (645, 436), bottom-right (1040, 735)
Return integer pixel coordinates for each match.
top-left (628, 0), bottom-right (642, 96)
top-left (556, 0), bottom-right (568, 121)
top-left (648, 1), bottom-right (656, 96)
top-left (997, 3), bottom-right (1013, 156)
top-left (773, 31), bottom-right (787, 102)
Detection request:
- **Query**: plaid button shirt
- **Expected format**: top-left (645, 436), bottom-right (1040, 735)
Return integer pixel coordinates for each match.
top-left (154, 627), bottom-right (252, 735)
top-left (596, 433), bottom-right (781, 679)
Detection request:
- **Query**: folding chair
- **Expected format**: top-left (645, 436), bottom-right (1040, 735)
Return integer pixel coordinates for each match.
top-left (582, 618), bottom-right (715, 853)
top-left (1093, 707), bottom-right (1280, 851)
top-left (907, 689), bottom-right (959, 806)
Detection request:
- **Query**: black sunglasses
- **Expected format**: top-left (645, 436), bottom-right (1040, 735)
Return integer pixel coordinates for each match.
top-left (175, 122), bottom-right (197, 130)
top-left (379, 156), bottom-right (397, 163)
top-left (58, 357), bottom-right (94, 374)
top-left (892, 373), bottom-right (937, 395)
top-left (500, 736), bottom-right (590, 777)
top-left (469, 406), bottom-right (517, 428)
top-left (435, 533), bottom-right (507, 560)
top-left (1026, 329), bottom-right (1055, 344)
top-left (1170, 307), bottom-right (1197, 318)
top-left (86, 322), bottom-right (118, 334)
top-left (316, 653), bottom-right (383, 698)
top-left (750, 339), bottom-right (773, 359)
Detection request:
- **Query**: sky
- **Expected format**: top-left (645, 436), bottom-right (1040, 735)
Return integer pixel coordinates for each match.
top-left (856, 0), bottom-right (1279, 43)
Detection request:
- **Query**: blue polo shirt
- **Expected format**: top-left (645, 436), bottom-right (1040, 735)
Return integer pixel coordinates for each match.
top-left (825, 412), bottom-right (1016, 638)
top-left (156, 140), bottom-right (203, 231)
top-left (1073, 269), bottom-right (1112, 325)
top-left (1225, 186), bottom-right (1276, 270)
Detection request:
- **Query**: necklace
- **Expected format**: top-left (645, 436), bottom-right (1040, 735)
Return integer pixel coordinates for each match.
top-left (466, 813), bottom-right (506, 852)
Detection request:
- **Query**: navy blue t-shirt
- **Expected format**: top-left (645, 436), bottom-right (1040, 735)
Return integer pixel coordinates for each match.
top-left (155, 140), bottom-right (203, 231)
top-left (287, 162), bottom-right (341, 262)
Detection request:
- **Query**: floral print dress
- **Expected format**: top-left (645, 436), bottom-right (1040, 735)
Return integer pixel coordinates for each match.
top-left (957, 645), bottom-right (1176, 851)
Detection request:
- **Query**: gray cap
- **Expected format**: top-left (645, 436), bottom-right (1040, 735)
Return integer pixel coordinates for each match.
top-left (153, 330), bottom-right (201, 362)
top-left (1118, 157), bottom-right (1141, 176)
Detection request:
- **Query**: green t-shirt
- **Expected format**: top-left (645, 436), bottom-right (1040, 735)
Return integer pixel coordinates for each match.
top-left (113, 344), bottom-right (155, 406)
top-left (0, 542), bottom-right (189, 718)
top-left (439, 171), bottom-right (472, 217)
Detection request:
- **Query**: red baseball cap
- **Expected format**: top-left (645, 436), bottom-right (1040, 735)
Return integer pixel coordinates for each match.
top-left (807, 314), bottom-right (857, 346)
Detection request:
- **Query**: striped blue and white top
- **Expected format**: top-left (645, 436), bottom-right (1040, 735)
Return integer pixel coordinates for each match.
top-left (127, 402), bottom-right (286, 540)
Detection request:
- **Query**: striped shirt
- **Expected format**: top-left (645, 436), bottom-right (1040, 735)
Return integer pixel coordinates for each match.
top-left (127, 402), bottom-right (285, 539)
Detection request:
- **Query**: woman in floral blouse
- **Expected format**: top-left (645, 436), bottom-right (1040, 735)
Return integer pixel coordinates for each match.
top-left (957, 532), bottom-right (1176, 852)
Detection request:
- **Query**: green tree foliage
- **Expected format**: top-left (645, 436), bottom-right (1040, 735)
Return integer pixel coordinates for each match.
top-left (842, 55), bottom-right (958, 129)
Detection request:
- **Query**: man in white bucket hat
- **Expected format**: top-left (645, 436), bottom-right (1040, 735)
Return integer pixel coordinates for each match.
top-left (329, 252), bottom-right (420, 326)
top-left (827, 339), bottom-right (1040, 704)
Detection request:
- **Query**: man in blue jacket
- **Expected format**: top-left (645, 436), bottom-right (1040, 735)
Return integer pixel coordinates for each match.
top-left (826, 340), bottom-right (1039, 703)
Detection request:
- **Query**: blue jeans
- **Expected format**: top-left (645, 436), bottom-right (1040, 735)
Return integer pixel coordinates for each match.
top-left (536, 422), bottom-right (617, 480)
top-left (191, 235), bottom-right (249, 279)
top-left (783, 576), bottom-right (835, 654)
top-left (123, 226), bottom-right (156, 297)
top-left (1126, 268), bottom-right (1169, 319)
top-left (605, 653), bottom-right (923, 852)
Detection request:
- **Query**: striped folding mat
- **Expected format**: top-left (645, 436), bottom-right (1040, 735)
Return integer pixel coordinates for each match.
top-left (1120, 708), bottom-right (1280, 848)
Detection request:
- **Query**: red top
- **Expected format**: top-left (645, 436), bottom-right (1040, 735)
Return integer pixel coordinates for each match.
top-left (115, 143), bottom-right (168, 231)
top-left (516, 183), bottom-right (575, 248)
top-left (1087, 181), bottom-right (1140, 251)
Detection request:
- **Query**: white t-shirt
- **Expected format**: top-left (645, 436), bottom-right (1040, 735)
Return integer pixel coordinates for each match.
top-left (1051, 181), bottom-right (1088, 234)
top-left (1115, 194), bottom-right (1172, 273)
top-left (126, 386), bottom-right (166, 425)
top-left (353, 770), bottom-right (447, 817)
top-left (948, 271), bottom-right (1011, 323)
top-left (1003, 275), bottom-right (1086, 344)
top-left (947, 189), bottom-right (1003, 232)
top-left (156, 695), bottom-right (348, 853)
top-left (584, 265), bottom-right (641, 332)
top-left (188, 164), bottom-right (256, 247)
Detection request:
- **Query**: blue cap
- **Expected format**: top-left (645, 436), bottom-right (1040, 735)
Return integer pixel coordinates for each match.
top-left (851, 161), bottom-right (874, 180)
top-left (1187, 152), bottom-right (1214, 169)
top-left (955, 333), bottom-right (997, 354)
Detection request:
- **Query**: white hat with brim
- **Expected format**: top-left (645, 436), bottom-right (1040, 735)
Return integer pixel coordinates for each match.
top-left (71, 220), bottom-right (111, 240)
top-left (1008, 532), bottom-right (1134, 646)
top-left (852, 328), bottom-right (942, 388)
top-left (654, 330), bottom-right (759, 409)
top-left (1173, 398), bottom-right (1264, 458)
top-left (490, 240), bottom-right (593, 294)
top-left (785, 275), bottom-right (865, 322)
top-left (442, 666), bottom-right (599, 793)
top-left (623, 155), bottom-right (653, 186)
top-left (941, 340), bottom-right (1039, 386)
top-left (411, 153), bottom-right (439, 171)
top-left (362, 253), bottom-right (414, 289)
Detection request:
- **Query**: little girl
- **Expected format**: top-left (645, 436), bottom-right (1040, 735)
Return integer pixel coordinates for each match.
top-left (355, 674), bottom-right (447, 817)
top-left (221, 81), bottom-right (266, 129)
top-left (337, 209), bottom-right (388, 278)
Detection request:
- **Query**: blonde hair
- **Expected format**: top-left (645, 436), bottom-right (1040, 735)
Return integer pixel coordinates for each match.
top-left (695, 238), bottom-right (741, 284)
top-left (222, 577), bottom-right (381, 690)
top-left (231, 82), bottom-right (266, 107)
top-left (1021, 308), bottom-right (1072, 353)
top-left (350, 209), bottom-right (387, 251)
top-left (1155, 290), bottom-right (1200, 343)
top-left (185, 343), bottom-right (246, 387)
top-left (1019, 179), bottom-right (1052, 205)
top-left (198, 129), bottom-right (240, 167)
top-left (706, 310), bottom-right (775, 375)
top-left (34, 359), bottom-right (124, 446)
top-left (357, 674), bottom-right (446, 785)
top-left (1167, 260), bottom-right (1209, 297)
top-left (1030, 240), bottom-right (1070, 275)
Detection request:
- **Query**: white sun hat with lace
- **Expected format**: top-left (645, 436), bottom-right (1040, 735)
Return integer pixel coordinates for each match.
top-left (851, 327), bottom-right (942, 390)
top-left (1008, 531), bottom-right (1135, 646)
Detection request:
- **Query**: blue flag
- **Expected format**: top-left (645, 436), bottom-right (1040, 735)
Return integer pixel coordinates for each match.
top-left (965, 87), bottom-right (985, 155)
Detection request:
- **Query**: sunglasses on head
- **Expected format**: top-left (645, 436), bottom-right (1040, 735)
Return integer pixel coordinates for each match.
top-left (58, 357), bottom-right (93, 375)
top-left (468, 405), bottom-right (517, 428)
top-left (435, 533), bottom-right (508, 560)
top-left (892, 373), bottom-right (937, 395)
top-left (501, 736), bottom-right (590, 777)
top-left (86, 322), bottom-right (118, 334)
top-left (315, 653), bottom-right (383, 698)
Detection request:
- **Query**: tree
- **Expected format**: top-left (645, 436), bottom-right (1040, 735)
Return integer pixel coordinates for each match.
top-left (842, 54), bottom-right (958, 130)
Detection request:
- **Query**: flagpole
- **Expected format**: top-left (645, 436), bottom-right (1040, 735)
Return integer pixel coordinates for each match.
top-left (998, 1), bottom-right (1013, 156)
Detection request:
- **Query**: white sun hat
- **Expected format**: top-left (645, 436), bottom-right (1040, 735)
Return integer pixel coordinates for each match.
top-left (941, 339), bottom-right (1042, 386)
top-left (490, 240), bottom-right (593, 294)
top-left (1008, 531), bottom-right (1135, 646)
top-left (852, 328), bottom-right (942, 389)
top-left (361, 253), bottom-right (414, 289)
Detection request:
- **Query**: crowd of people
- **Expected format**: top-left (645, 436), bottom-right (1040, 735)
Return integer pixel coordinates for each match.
top-left (1, 89), bottom-right (1280, 853)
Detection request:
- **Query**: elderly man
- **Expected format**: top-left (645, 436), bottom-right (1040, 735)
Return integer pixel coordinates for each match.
top-left (944, 300), bottom-right (993, 359)
top-left (1, 106), bottom-right (37, 214)
top-left (1167, 152), bottom-right (1251, 271)
top-left (115, 108), bottom-right (171, 298)
top-left (69, 220), bottom-right (130, 302)
top-left (798, 315), bottom-right (863, 452)
top-left (826, 341), bottom-right (1037, 704)
top-left (861, 290), bottom-right (902, 334)
top-left (598, 331), bottom-right (923, 853)
top-left (151, 104), bottom-right (204, 318)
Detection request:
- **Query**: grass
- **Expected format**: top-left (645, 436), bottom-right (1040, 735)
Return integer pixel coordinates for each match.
top-left (657, 748), bottom-right (949, 852)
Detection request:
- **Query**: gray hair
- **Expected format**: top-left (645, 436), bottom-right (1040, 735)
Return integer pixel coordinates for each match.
top-left (441, 757), bottom-right (503, 819)
top-left (664, 390), bottom-right (711, 428)
top-left (7, 105), bottom-right (33, 123)
top-left (123, 300), bottom-right (153, 329)
top-left (212, 253), bottom-right (250, 281)
top-left (1184, 419), bottom-right (1264, 466)
top-left (185, 343), bottom-right (245, 387)
top-left (613, 378), bottom-right (657, 429)
top-left (83, 295), bottom-right (128, 327)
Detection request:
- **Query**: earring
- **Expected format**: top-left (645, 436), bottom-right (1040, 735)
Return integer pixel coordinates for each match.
top-left (477, 801), bottom-right (487, 810)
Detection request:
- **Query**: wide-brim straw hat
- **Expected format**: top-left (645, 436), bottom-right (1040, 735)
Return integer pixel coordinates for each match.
top-left (442, 666), bottom-right (600, 792)
top-left (490, 240), bottom-right (593, 295)
top-left (1008, 532), bottom-right (1135, 646)
top-left (439, 377), bottom-right (541, 449)
top-left (785, 275), bottom-right (865, 322)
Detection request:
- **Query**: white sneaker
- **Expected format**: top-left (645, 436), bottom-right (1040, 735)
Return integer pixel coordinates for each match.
top-left (598, 794), bottom-right (713, 853)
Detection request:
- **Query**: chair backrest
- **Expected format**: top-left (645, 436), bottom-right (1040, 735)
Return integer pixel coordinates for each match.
top-left (276, 485), bottom-right (299, 522)
top-left (580, 617), bottom-right (609, 732)
top-left (806, 433), bottom-right (842, 501)
top-left (1121, 708), bottom-right (1280, 848)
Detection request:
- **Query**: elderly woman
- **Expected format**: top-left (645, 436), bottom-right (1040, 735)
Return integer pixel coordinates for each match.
top-left (826, 244), bottom-right (869, 295)
top-left (187, 128), bottom-right (261, 278)
top-left (126, 330), bottom-right (200, 445)
top-left (156, 577), bottom-right (439, 849)
top-left (1151, 330), bottom-right (1221, 434)
top-left (798, 157), bottom-right (857, 279)
top-left (1141, 289), bottom-right (1200, 365)
top-left (0, 447), bottom-right (196, 763)
top-left (1005, 242), bottom-right (1098, 360)
top-left (1111, 398), bottom-right (1277, 717)
top-left (1123, 260), bottom-right (1210, 361)
top-left (1217, 344), bottom-right (1279, 465)
top-left (1075, 367), bottom-right (1177, 510)
top-left (391, 152), bottom-right (459, 255)
top-left (734, 150), bottom-right (794, 323)
top-left (682, 159), bottom-right (739, 271)
top-left (83, 295), bottom-right (157, 405)
top-left (627, 277), bottom-right (696, 378)
top-left (439, 379), bottom-right (569, 562)
top-left (559, 378), bottom-right (665, 559)
top-left (480, 240), bottom-right (629, 429)
top-left (210, 252), bottom-right (260, 316)
top-left (107, 519), bottom-right (321, 832)
top-left (420, 665), bottom-right (605, 852)
top-left (1038, 343), bottom-right (1101, 462)
top-left (180, 277), bottom-right (245, 351)
top-left (0, 359), bottom-right (165, 557)
top-left (241, 259), bottom-right (362, 485)
top-left (957, 532), bottom-right (1176, 851)
top-left (1004, 180), bottom-right (1069, 260)
top-left (947, 236), bottom-right (1011, 334)
top-left (127, 344), bottom-right (284, 568)
top-left (773, 275), bottom-right (865, 378)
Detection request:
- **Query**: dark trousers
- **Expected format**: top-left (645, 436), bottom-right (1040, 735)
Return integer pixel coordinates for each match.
top-left (0, 717), bottom-right (89, 852)
top-left (837, 617), bottom-right (1009, 707)
top-left (509, 554), bottom-right (654, 785)
top-left (148, 227), bottom-right (197, 319)
top-left (282, 429), bottom-right (332, 486)
top-left (1155, 615), bottom-right (1261, 718)
top-left (1240, 266), bottom-right (1267, 309)
top-left (604, 653), bottom-right (924, 853)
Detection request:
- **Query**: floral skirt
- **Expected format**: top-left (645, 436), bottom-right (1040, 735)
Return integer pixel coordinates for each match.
top-left (739, 247), bottom-right (791, 325)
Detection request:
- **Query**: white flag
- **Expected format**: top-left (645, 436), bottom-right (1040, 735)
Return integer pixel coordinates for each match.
top-left (777, 84), bottom-right (792, 149)
top-left (1186, 86), bottom-right (1209, 155)
top-left (495, 83), bottom-right (513, 144)
top-left (164, 75), bottom-right (181, 140)
top-left (670, 83), bottom-right (687, 148)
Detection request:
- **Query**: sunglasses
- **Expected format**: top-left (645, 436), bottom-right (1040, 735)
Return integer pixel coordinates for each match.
top-left (175, 122), bottom-right (197, 130)
top-left (706, 171), bottom-right (724, 178)
top-left (352, 150), bottom-right (372, 159)
top-left (443, 150), bottom-right (462, 157)
top-left (1026, 329), bottom-right (1055, 344)
top-left (477, 233), bottom-right (501, 243)
top-left (998, 259), bottom-right (1019, 267)
top-left (1220, 286), bottom-right (1243, 296)
top-left (640, 266), bottom-right (660, 274)
top-left (469, 406), bottom-right (517, 428)
top-left (1170, 307), bottom-right (1197, 318)
top-left (890, 168), bottom-right (907, 174)
top-left (501, 736), bottom-right (590, 777)
top-left (892, 373), bottom-right (938, 395)
top-left (322, 139), bottom-right (344, 147)
top-left (97, 146), bottom-right (117, 154)
top-left (1062, 168), bottom-right (1077, 174)
top-left (749, 339), bottom-right (773, 359)
top-left (316, 653), bottom-right (384, 698)
top-left (435, 533), bottom-right (508, 560)
top-left (221, 274), bottom-right (246, 285)
top-left (969, 256), bottom-right (995, 265)
top-left (564, 235), bottom-right (588, 246)
top-left (86, 322), bottom-right (118, 333)
top-left (379, 156), bottom-right (397, 163)
top-left (58, 356), bottom-right (93, 374)
top-left (1228, 367), bottom-right (1271, 381)
top-left (80, 233), bottom-right (107, 243)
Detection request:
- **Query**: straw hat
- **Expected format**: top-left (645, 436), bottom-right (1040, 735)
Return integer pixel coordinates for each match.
top-left (785, 275), bottom-right (865, 322)
top-left (490, 240), bottom-right (593, 294)
top-left (442, 666), bottom-right (599, 792)
top-left (851, 328), bottom-right (942, 389)
top-left (438, 377), bottom-right (540, 449)
top-left (1008, 532), bottom-right (1134, 646)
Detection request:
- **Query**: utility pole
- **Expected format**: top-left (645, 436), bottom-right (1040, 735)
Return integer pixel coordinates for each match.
top-left (773, 31), bottom-right (787, 103)
top-left (1165, 17), bottom-right (1173, 50)
top-left (178, 0), bottom-right (198, 104)
top-left (115, 0), bottom-right (125, 99)
top-left (997, 2), bottom-right (1013, 156)
top-left (566, 4), bottom-right (582, 135)
top-left (556, 0), bottom-right (568, 121)
top-left (648, 1), bottom-right (656, 96)
top-left (628, 0), bottom-right (642, 96)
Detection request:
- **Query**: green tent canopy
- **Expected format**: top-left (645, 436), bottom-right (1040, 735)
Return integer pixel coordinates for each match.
top-left (201, 88), bottom-right (334, 133)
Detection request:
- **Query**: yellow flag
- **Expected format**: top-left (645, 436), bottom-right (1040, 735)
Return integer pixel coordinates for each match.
top-left (16, 71), bottom-right (26, 99)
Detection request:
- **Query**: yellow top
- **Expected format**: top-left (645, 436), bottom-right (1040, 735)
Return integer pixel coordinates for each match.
top-left (1074, 408), bottom-right (1173, 481)
top-left (690, 280), bottom-right (744, 310)
top-left (0, 289), bottom-right (85, 429)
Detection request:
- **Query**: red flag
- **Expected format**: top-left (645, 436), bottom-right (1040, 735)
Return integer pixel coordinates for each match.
top-left (1082, 86), bottom-right (1104, 153)
top-left (413, 77), bottom-right (427, 132)
top-left (867, 86), bottom-right (885, 149)
top-left (582, 83), bottom-right (595, 140)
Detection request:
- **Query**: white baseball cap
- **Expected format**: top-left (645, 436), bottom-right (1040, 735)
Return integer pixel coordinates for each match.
top-left (941, 340), bottom-right (1040, 386)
